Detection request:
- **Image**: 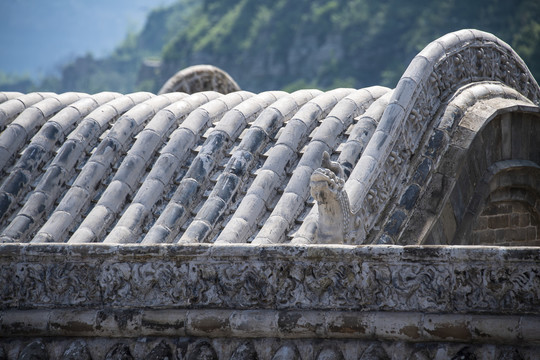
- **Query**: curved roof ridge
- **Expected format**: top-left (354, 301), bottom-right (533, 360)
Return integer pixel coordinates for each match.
top-left (344, 29), bottom-right (540, 243)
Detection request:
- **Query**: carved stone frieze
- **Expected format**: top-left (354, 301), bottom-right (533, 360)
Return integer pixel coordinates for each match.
top-left (452, 264), bottom-right (540, 313)
top-left (363, 263), bottom-right (451, 312)
top-left (99, 261), bottom-right (189, 307)
top-left (0, 245), bottom-right (538, 314)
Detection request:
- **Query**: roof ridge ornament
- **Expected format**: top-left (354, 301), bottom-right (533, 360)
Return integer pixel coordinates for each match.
top-left (310, 151), bottom-right (359, 244)
top-left (158, 64), bottom-right (241, 95)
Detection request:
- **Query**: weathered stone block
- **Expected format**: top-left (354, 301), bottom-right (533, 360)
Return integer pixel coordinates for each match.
top-left (326, 312), bottom-right (374, 339)
top-left (140, 310), bottom-right (187, 336)
top-left (187, 310), bottom-right (232, 337)
top-left (230, 311), bottom-right (278, 338)
top-left (520, 316), bottom-right (540, 343)
top-left (469, 315), bottom-right (520, 343)
top-left (49, 310), bottom-right (97, 336)
top-left (277, 311), bottom-right (325, 338)
top-left (95, 309), bottom-right (142, 336)
top-left (373, 312), bottom-right (422, 342)
top-left (423, 314), bottom-right (471, 342)
top-left (0, 310), bottom-right (49, 336)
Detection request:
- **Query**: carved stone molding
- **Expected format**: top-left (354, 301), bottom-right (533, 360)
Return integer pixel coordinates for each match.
top-left (0, 244), bottom-right (538, 314)
top-left (0, 337), bottom-right (538, 360)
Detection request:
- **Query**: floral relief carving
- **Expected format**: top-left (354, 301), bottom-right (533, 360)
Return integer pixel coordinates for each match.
top-left (188, 262), bottom-right (224, 307)
top-left (17, 263), bottom-right (49, 305)
top-left (363, 263), bottom-right (451, 312)
top-left (413, 42), bottom-right (538, 151)
top-left (363, 147), bottom-right (408, 228)
top-left (480, 46), bottom-right (499, 79)
top-left (131, 262), bottom-right (189, 305)
top-left (234, 264), bottom-right (275, 307)
top-left (213, 262), bottom-right (275, 308)
top-left (0, 265), bottom-right (17, 306)
top-left (453, 265), bottom-right (540, 312)
top-left (99, 262), bottom-right (133, 304)
top-left (99, 261), bottom-right (191, 306)
top-left (304, 262), bottom-right (361, 308)
top-left (275, 261), bottom-right (306, 307)
top-left (44, 263), bottom-right (101, 305)
top-left (2, 262), bottom-right (101, 308)
top-left (0, 249), bottom-right (538, 313)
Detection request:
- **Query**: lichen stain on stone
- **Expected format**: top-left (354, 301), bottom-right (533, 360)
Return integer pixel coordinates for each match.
top-left (472, 327), bottom-right (489, 338)
top-left (426, 323), bottom-right (471, 340)
top-left (328, 317), bottom-right (367, 334)
top-left (192, 316), bottom-right (229, 333)
top-left (141, 319), bottom-right (185, 331)
top-left (52, 320), bottom-right (94, 333)
top-left (399, 325), bottom-right (420, 339)
top-left (4, 321), bottom-right (31, 334)
top-left (278, 312), bottom-right (302, 332)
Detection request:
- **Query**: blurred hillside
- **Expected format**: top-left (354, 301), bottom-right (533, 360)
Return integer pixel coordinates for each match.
top-left (0, 0), bottom-right (176, 87)
top-left (2, 0), bottom-right (539, 93)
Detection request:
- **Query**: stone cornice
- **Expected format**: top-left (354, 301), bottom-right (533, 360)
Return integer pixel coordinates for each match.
top-left (1, 244), bottom-right (538, 314)
top-left (2, 308), bottom-right (539, 344)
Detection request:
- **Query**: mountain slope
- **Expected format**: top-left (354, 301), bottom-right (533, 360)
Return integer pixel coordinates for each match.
top-left (159, 0), bottom-right (540, 92)
top-left (2, 0), bottom-right (539, 93)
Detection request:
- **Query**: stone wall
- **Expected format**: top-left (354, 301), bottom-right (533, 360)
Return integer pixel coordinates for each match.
top-left (473, 201), bottom-right (539, 245)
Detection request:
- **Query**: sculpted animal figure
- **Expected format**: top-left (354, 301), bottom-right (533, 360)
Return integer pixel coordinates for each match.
top-left (310, 152), bottom-right (357, 244)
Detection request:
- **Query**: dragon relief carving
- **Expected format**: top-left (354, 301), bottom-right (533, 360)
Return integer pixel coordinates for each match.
top-left (310, 152), bottom-right (359, 244)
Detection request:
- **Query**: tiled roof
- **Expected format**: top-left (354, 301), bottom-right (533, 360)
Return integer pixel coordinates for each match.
top-left (0, 29), bottom-right (539, 246)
